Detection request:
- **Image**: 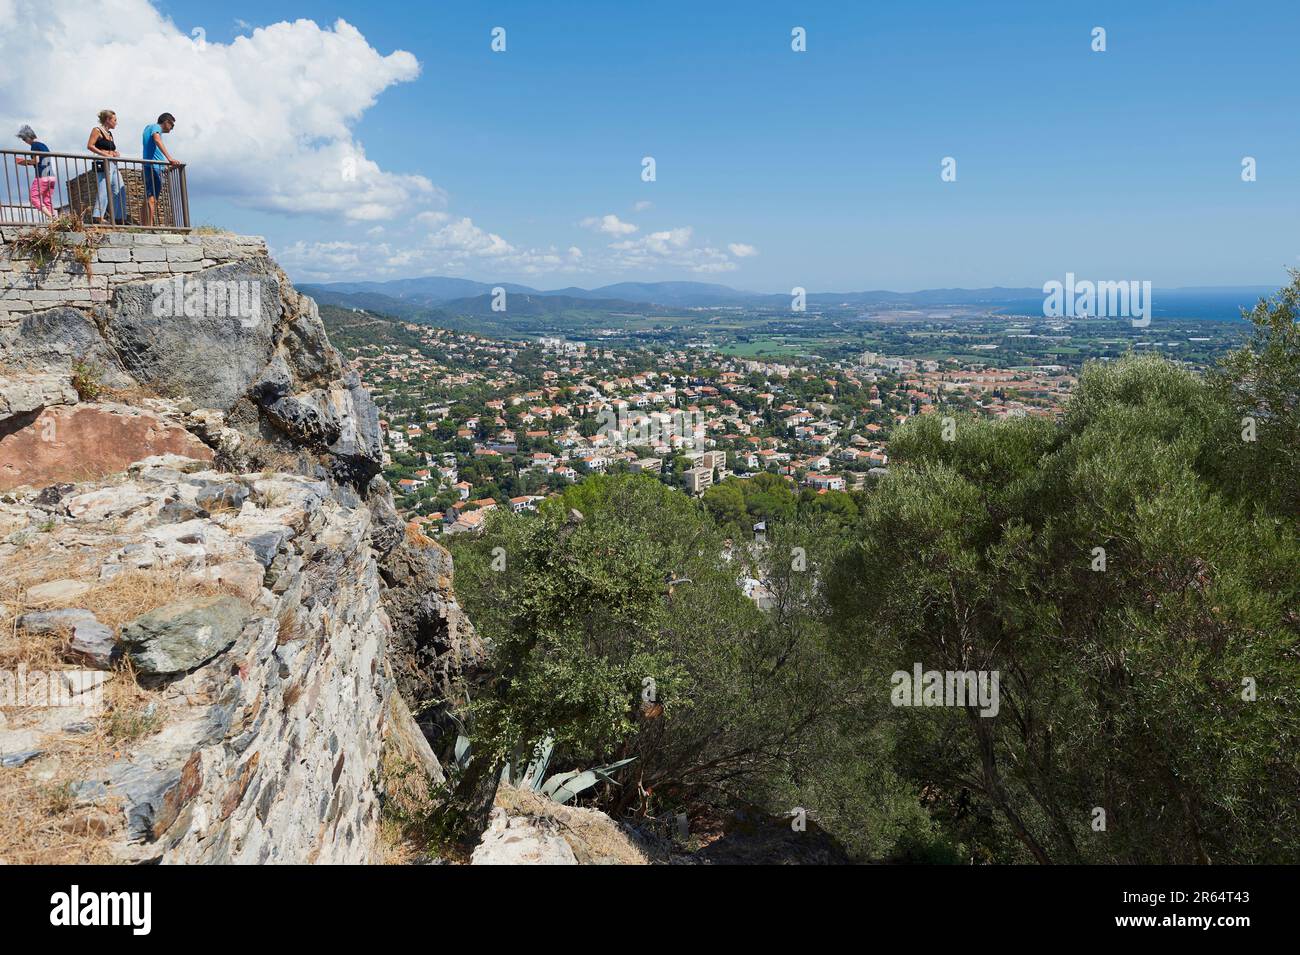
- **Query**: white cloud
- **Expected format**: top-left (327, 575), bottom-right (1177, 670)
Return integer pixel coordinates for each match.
top-left (728, 243), bottom-right (759, 258)
top-left (0, 1), bottom-right (431, 221)
top-left (428, 217), bottom-right (515, 259)
top-left (632, 200), bottom-right (653, 212)
top-left (279, 217), bottom-right (751, 280)
top-left (1, 2), bottom-right (761, 283)
top-left (277, 216), bottom-right (591, 281)
top-left (580, 213), bottom-right (638, 236)
top-left (607, 226), bottom-right (740, 273)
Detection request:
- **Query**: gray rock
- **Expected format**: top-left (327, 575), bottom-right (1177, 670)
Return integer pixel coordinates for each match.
top-left (0, 371), bottom-right (77, 423)
top-left (244, 529), bottom-right (291, 567)
top-left (250, 352), bottom-right (294, 403)
top-left (26, 579), bottom-right (93, 603)
top-left (263, 392), bottom-right (341, 450)
top-left (70, 620), bottom-right (119, 669)
top-left (470, 807), bottom-right (578, 865)
top-left (70, 779), bottom-right (109, 804)
top-left (338, 372), bottom-right (384, 466)
top-left (277, 293), bottom-right (337, 387)
top-left (193, 482), bottom-right (249, 511)
top-left (1, 750), bottom-right (45, 768)
top-left (262, 375), bottom-right (383, 489)
top-left (101, 261), bottom-right (281, 410)
top-left (119, 595), bottom-right (250, 674)
top-left (98, 758), bottom-right (198, 841)
top-left (34, 483), bottom-right (76, 508)
top-left (16, 607), bottom-right (97, 634)
top-left (0, 307), bottom-right (129, 387)
top-left (157, 499), bottom-right (208, 524)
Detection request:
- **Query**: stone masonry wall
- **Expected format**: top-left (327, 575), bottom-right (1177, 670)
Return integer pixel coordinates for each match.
top-left (0, 228), bottom-right (267, 322)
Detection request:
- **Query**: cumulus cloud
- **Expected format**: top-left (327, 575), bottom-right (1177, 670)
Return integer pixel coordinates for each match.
top-left (280, 218), bottom-right (752, 281)
top-left (0, 0), bottom-right (431, 221)
top-left (0, 1), bottom-right (759, 282)
top-left (277, 217), bottom-right (590, 281)
top-left (580, 213), bottom-right (638, 236)
top-left (608, 226), bottom-right (740, 274)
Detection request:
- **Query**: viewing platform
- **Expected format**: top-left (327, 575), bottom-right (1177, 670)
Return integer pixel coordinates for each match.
top-left (1, 148), bottom-right (189, 230)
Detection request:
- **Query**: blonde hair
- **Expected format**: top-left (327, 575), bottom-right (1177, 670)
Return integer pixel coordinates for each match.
top-left (97, 109), bottom-right (115, 125)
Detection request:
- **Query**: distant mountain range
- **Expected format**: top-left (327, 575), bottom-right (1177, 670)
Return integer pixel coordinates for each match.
top-left (298, 276), bottom-right (1278, 322)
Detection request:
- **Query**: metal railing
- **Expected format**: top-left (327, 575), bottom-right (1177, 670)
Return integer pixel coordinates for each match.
top-left (1, 148), bottom-right (189, 230)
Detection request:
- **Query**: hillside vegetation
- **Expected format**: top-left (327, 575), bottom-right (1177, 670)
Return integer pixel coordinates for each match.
top-left (441, 273), bottom-right (1300, 863)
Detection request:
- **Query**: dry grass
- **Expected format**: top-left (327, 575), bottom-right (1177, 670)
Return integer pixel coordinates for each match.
top-left (0, 623), bottom-right (65, 672)
top-left (376, 749), bottom-right (441, 865)
top-left (493, 785), bottom-right (656, 865)
top-left (0, 586), bottom-right (175, 864)
top-left (1, 547), bottom-right (95, 596)
top-left (99, 380), bottom-right (162, 405)
top-left (0, 673), bottom-right (152, 863)
top-left (249, 441), bottom-right (307, 477)
top-left (276, 603), bottom-right (301, 645)
top-left (78, 569), bottom-right (221, 631)
top-left (0, 758), bottom-right (124, 864)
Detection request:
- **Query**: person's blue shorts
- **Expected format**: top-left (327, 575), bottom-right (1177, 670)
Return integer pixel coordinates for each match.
top-left (144, 165), bottom-right (163, 198)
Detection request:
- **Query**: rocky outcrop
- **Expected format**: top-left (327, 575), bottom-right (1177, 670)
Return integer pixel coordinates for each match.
top-left (366, 482), bottom-right (485, 730)
top-left (471, 786), bottom-right (654, 865)
top-left (0, 370), bottom-right (78, 423)
top-left (0, 228), bottom-right (480, 865)
top-left (0, 458), bottom-right (419, 862)
top-left (0, 403), bottom-right (214, 491)
top-left (0, 229), bottom-right (384, 492)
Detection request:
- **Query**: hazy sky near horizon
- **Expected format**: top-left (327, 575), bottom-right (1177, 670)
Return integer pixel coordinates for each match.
top-left (5, 0), bottom-right (1297, 290)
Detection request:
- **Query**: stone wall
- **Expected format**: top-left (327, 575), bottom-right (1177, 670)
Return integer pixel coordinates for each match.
top-left (0, 227), bottom-right (266, 320)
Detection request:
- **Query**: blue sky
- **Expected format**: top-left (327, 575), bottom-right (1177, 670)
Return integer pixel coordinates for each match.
top-left (136, 1), bottom-right (1300, 290)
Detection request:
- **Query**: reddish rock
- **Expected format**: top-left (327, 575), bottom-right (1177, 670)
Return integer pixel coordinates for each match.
top-left (152, 751), bottom-right (204, 839)
top-left (0, 403), bottom-right (213, 491)
top-left (219, 751), bottom-right (261, 820)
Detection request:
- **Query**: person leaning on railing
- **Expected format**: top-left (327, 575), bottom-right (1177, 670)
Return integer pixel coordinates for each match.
top-left (141, 112), bottom-right (179, 227)
top-left (14, 125), bottom-right (56, 219)
top-left (87, 108), bottom-right (129, 224)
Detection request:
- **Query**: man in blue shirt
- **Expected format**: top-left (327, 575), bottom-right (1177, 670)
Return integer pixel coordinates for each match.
top-left (15, 125), bottom-right (55, 219)
top-left (141, 113), bottom-right (179, 226)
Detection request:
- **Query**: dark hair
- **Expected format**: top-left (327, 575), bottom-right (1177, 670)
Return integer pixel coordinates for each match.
top-left (158, 113), bottom-right (176, 125)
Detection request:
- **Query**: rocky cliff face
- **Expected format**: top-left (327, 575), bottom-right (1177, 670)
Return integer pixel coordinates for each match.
top-left (0, 227), bottom-right (479, 863)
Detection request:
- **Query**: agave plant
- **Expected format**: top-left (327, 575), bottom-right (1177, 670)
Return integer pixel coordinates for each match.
top-left (537, 758), bottom-right (637, 804)
top-left (498, 735), bottom-right (637, 805)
